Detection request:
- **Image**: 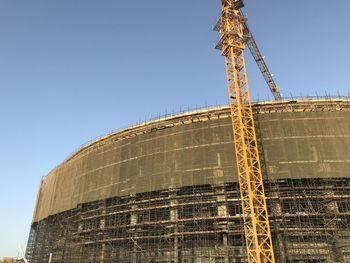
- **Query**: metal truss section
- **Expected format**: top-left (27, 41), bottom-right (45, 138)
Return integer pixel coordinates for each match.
top-left (217, 1), bottom-right (275, 262)
top-left (240, 14), bottom-right (282, 101)
top-left (214, 4), bottom-right (282, 101)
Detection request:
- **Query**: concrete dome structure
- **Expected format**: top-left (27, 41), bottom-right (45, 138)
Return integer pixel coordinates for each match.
top-left (26, 99), bottom-right (350, 263)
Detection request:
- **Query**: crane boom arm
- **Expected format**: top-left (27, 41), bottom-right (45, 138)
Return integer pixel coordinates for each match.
top-left (240, 13), bottom-right (282, 100)
top-left (215, 12), bottom-right (282, 101)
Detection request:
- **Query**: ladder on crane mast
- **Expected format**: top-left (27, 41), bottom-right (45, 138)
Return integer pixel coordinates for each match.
top-left (214, 0), bottom-right (278, 262)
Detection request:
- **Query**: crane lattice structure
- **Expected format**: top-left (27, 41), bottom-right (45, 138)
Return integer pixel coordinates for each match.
top-left (215, 0), bottom-right (276, 262)
top-left (240, 14), bottom-right (282, 101)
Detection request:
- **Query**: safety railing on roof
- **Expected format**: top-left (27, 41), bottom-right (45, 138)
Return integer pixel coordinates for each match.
top-left (47, 95), bottom-right (350, 176)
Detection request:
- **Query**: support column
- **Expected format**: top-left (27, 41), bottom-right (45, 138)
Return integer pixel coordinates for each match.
top-left (324, 188), bottom-right (344, 263)
top-left (100, 204), bottom-right (106, 263)
top-left (269, 185), bottom-right (286, 263)
top-left (216, 185), bottom-right (229, 263)
top-left (130, 195), bottom-right (138, 263)
top-left (170, 190), bottom-right (179, 263)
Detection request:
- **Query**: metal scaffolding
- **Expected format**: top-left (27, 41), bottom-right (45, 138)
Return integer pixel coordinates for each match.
top-left (26, 178), bottom-right (350, 262)
top-left (26, 99), bottom-right (350, 263)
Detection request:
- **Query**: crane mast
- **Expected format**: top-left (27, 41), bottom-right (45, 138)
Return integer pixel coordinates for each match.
top-left (215, 0), bottom-right (275, 262)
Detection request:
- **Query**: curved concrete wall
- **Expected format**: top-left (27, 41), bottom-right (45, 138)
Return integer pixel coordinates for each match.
top-left (33, 100), bottom-right (350, 222)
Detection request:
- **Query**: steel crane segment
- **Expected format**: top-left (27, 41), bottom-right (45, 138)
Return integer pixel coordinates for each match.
top-left (215, 7), bottom-right (283, 101)
top-left (217, 1), bottom-right (275, 262)
top-left (239, 15), bottom-right (282, 101)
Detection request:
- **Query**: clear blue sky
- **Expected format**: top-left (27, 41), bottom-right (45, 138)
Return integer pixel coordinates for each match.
top-left (0, 0), bottom-right (349, 258)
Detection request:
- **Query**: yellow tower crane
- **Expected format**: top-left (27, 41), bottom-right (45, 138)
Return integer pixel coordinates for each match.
top-left (215, 0), bottom-right (278, 262)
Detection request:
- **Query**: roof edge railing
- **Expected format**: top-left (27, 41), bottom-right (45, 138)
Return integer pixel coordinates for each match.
top-left (46, 95), bottom-right (350, 175)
